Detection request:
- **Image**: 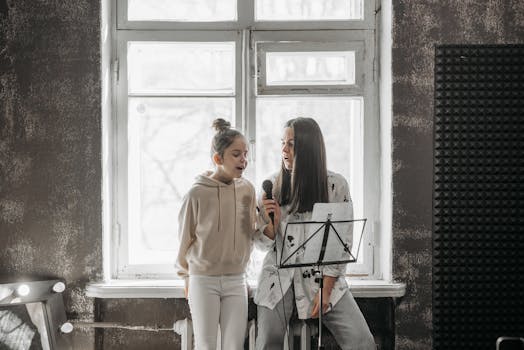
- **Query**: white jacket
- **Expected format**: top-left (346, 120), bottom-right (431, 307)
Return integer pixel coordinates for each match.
top-left (254, 171), bottom-right (352, 319)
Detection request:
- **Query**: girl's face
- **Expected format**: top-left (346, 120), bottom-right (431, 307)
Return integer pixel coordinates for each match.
top-left (281, 127), bottom-right (295, 171)
top-left (215, 136), bottom-right (249, 180)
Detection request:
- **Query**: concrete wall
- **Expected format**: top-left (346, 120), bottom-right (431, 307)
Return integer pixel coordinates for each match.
top-left (0, 0), bottom-right (101, 349)
top-left (1, 0), bottom-right (523, 349)
top-left (96, 297), bottom-right (392, 350)
top-left (391, 1), bottom-right (524, 349)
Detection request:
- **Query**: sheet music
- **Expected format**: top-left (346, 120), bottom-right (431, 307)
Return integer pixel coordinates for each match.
top-left (302, 202), bottom-right (354, 264)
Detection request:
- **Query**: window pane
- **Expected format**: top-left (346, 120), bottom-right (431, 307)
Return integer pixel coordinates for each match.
top-left (255, 0), bottom-right (363, 21)
top-left (249, 97), bottom-right (364, 276)
top-left (128, 42), bottom-right (235, 95)
top-left (266, 51), bottom-right (355, 86)
top-left (128, 0), bottom-right (237, 22)
top-left (127, 97), bottom-right (235, 265)
top-left (255, 97), bottom-right (363, 216)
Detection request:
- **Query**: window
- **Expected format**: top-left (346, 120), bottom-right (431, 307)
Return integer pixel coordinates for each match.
top-left (109, 0), bottom-right (379, 280)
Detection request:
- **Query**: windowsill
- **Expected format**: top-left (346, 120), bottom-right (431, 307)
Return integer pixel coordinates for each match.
top-left (86, 279), bottom-right (406, 299)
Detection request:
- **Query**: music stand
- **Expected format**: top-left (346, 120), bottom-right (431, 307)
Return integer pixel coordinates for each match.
top-left (278, 202), bottom-right (366, 350)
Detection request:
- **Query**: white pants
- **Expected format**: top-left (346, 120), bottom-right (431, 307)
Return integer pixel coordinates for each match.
top-left (188, 274), bottom-right (248, 350)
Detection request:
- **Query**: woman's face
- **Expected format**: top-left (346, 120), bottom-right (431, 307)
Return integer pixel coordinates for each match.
top-left (281, 127), bottom-right (295, 170)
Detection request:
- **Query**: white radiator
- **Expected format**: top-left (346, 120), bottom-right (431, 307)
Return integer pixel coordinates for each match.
top-left (173, 318), bottom-right (313, 350)
top-left (173, 318), bottom-right (193, 350)
top-left (287, 321), bottom-right (314, 350)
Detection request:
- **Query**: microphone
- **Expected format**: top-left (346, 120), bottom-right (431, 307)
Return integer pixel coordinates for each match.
top-left (262, 180), bottom-right (274, 226)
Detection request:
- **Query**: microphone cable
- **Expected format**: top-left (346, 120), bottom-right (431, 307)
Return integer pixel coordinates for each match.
top-left (275, 232), bottom-right (289, 338)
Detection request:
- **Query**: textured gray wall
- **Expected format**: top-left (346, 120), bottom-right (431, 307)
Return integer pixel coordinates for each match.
top-left (392, 1), bottom-right (524, 349)
top-left (0, 0), bottom-right (102, 348)
top-left (97, 298), bottom-right (392, 350)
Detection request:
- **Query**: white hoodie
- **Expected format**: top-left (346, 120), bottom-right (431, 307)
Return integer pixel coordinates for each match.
top-left (176, 174), bottom-right (257, 279)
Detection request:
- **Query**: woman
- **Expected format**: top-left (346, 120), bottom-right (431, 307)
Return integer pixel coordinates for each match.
top-left (254, 117), bottom-right (375, 350)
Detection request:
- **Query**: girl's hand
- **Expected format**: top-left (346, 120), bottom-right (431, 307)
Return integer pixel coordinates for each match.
top-left (184, 279), bottom-right (189, 299)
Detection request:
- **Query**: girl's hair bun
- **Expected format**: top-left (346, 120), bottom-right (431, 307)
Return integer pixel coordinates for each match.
top-left (212, 118), bottom-right (231, 133)
top-left (210, 118), bottom-right (242, 157)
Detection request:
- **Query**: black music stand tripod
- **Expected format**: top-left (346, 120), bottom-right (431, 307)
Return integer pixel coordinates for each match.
top-left (278, 207), bottom-right (366, 350)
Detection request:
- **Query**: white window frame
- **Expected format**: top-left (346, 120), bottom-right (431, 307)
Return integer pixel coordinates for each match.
top-left (116, 0), bottom-right (376, 30)
top-left (114, 30), bottom-right (243, 279)
top-left (248, 29), bottom-right (377, 276)
top-left (255, 37), bottom-right (366, 95)
top-left (109, 0), bottom-right (380, 280)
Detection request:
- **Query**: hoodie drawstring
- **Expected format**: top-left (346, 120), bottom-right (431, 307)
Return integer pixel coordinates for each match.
top-left (217, 186), bottom-right (221, 232)
top-left (233, 182), bottom-right (237, 250)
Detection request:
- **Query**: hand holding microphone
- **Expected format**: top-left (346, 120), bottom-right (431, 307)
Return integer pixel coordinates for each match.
top-left (262, 180), bottom-right (274, 224)
top-left (262, 180), bottom-right (280, 239)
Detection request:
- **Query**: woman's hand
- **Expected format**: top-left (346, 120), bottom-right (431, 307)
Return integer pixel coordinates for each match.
top-left (310, 276), bottom-right (336, 318)
top-left (184, 279), bottom-right (189, 299)
top-left (311, 290), bottom-right (331, 318)
top-left (261, 193), bottom-right (281, 240)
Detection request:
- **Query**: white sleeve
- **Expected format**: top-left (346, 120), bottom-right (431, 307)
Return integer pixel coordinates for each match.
top-left (253, 195), bottom-right (276, 251)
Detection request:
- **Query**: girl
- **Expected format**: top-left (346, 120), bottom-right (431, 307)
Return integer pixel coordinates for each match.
top-left (254, 117), bottom-right (376, 350)
top-left (176, 118), bottom-right (256, 350)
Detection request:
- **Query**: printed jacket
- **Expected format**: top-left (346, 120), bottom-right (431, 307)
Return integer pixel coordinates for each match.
top-left (254, 171), bottom-right (353, 319)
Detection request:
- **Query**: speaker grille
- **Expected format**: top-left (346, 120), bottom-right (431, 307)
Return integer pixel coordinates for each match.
top-left (433, 45), bottom-right (524, 350)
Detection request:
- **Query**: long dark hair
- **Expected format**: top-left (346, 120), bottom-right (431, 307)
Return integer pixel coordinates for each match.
top-left (275, 117), bottom-right (328, 213)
